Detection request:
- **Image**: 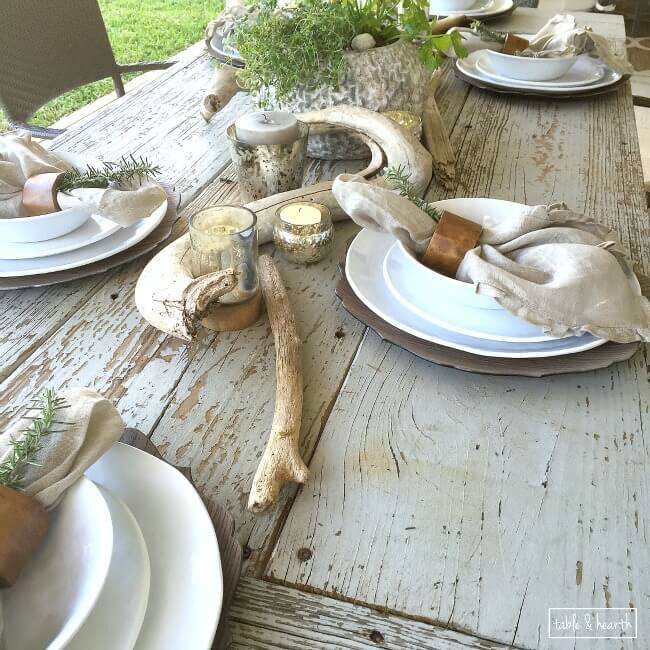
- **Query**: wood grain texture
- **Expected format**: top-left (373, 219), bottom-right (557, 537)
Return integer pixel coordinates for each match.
top-left (267, 12), bottom-right (650, 650)
top-left (228, 577), bottom-right (514, 649)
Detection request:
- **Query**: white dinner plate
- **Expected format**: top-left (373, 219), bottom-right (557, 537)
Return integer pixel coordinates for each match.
top-left (347, 229), bottom-right (607, 358)
top-left (0, 214), bottom-right (120, 260)
top-left (67, 486), bottom-right (151, 650)
top-left (0, 196), bottom-right (167, 277)
top-left (457, 50), bottom-right (622, 93)
top-left (383, 240), bottom-right (558, 342)
top-left (430, 0), bottom-right (512, 17)
top-left (86, 443), bottom-right (222, 650)
top-left (1, 477), bottom-right (113, 650)
top-left (476, 53), bottom-right (605, 88)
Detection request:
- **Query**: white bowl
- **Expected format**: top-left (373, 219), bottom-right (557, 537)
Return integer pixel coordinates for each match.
top-left (1, 477), bottom-right (113, 650)
top-left (484, 49), bottom-right (579, 81)
top-left (430, 0), bottom-right (475, 11)
top-left (66, 485), bottom-right (151, 650)
top-left (0, 199), bottom-right (93, 243)
top-left (393, 197), bottom-right (527, 312)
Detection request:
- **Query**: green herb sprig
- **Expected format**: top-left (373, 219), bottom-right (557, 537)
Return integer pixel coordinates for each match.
top-left (0, 390), bottom-right (70, 490)
top-left (385, 165), bottom-right (441, 222)
top-left (470, 20), bottom-right (506, 44)
top-left (59, 155), bottom-right (161, 193)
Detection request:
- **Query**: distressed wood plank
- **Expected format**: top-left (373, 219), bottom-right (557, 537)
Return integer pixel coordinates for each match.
top-left (268, 333), bottom-right (650, 649)
top-left (228, 577), bottom-right (514, 649)
top-left (267, 12), bottom-right (649, 650)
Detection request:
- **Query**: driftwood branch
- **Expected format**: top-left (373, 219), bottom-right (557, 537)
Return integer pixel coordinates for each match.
top-left (248, 255), bottom-right (308, 513)
top-left (422, 81), bottom-right (456, 190)
top-left (201, 66), bottom-right (241, 121)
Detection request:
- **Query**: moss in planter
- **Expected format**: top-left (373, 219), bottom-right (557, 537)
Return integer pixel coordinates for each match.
top-left (232, 0), bottom-right (468, 103)
top-left (234, 0), bottom-right (357, 101)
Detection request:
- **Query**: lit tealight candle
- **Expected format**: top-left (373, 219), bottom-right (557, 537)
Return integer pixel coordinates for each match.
top-left (278, 202), bottom-right (323, 226)
top-left (234, 111), bottom-right (300, 146)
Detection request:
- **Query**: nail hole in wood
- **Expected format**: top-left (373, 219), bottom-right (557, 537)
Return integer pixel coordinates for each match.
top-left (110, 293), bottom-right (118, 300)
top-left (335, 328), bottom-right (345, 339)
top-left (242, 544), bottom-right (252, 560)
top-left (297, 547), bottom-right (312, 562)
top-left (369, 630), bottom-right (385, 644)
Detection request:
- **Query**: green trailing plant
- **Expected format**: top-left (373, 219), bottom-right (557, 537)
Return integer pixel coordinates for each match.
top-left (385, 165), bottom-right (441, 222)
top-left (0, 390), bottom-right (70, 490)
top-left (470, 20), bottom-right (506, 44)
top-left (232, 0), bottom-right (468, 102)
top-left (58, 155), bottom-right (161, 193)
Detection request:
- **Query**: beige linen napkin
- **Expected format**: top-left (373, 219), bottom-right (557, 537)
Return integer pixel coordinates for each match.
top-left (521, 13), bottom-right (633, 75)
top-left (0, 388), bottom-right (124, 509)
top-left (0, 133), bottom-right (166, 227)
top-left (332, 174), bottom-right (650, 343)
top-left (0, 133), bottom-right (71, 218)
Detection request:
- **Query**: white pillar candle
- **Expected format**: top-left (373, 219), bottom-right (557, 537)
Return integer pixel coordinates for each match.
top-left (234, 111), bottom-right (300, 146)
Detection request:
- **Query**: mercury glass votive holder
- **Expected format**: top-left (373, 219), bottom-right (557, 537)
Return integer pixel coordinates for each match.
top-left (226, 121), bottom-right (309, 202)
top-left (273, 202), bottom-right (333, 264)
top-left (189, 205), bottom-right (258, 305)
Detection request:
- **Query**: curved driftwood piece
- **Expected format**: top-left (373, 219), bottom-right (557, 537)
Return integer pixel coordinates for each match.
top-left (201, 66), bottom-right (241, 121)
top-left (134, 235), bottom-right (237, 340)
top-left (248, 255), bottom-right (309, 513)
top-left (298, 106), bottom-right (432, 195)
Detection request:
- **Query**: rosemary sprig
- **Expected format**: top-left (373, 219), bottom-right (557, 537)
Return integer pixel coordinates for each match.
top-left (385, 165), bottom-right (441, 222)
top-left (470, 20), bottom-right (506, 44)
top-left (0, 389), bottom-right (70, 490)
top-left (58, 155), bottom-right (161, 193)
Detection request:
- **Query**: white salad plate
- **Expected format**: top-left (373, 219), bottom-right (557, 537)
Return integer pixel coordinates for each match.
top-left (383, 241), bottom-right (557, 342)
top-left (457, 51), bottom-right (622, 93)
top-left (86, 443), bottom-right (223, 650)
top-left (430, 0), bottom-right (512, 17)
top-left (1, 477), bottom-right (113, 650)
top-left (0, 196), bottom-right (167, 277)
top-left (476, 54), bottom-right (605, 87)
top-left (67, 485), bottom-right (151, 650)
top-left (346, 228), bottom-right (607, 358)
top-left (0, 214), bottom-right (120, 260)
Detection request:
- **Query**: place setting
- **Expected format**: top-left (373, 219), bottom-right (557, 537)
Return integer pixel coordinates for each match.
top-left (0, 388), bottom-right (229, 650)
top-left (330, 171), bottom-right (649, 377)
top-left (454, 13), bottom-right (633, 98)
top-left (0, 134), bottom-right (176, 290)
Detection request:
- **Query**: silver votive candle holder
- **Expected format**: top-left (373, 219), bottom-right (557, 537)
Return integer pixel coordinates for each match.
top-left (226, 121), bottom-right (309, 202)
top-left (273, 202), bottom-right (333, 264)
top-left (189, 205), bottom-right (258, 305)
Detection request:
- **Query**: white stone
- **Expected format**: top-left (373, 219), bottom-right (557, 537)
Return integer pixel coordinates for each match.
top-left (351, 33), bottom-right (376, 52)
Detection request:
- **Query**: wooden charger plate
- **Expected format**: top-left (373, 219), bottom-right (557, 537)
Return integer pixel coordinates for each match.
top-left (454, 65), bottom-right (630, 100)
top-left (336, 266), bottom-right (640, 377)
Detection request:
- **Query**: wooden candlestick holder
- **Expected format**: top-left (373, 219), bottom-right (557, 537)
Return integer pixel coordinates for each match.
top-left (201, 289), bottom-right (263, 332)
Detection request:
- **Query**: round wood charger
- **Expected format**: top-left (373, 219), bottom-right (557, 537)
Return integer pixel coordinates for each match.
top-left (335, 266), bottom-right (640, 377)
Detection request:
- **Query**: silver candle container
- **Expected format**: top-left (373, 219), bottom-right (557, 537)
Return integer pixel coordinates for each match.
top-left (226, 121), bottom-right (309, 202)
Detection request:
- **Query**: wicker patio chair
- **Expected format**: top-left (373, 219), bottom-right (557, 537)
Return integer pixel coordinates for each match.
top-left (0, 0), bottom-right (175, 138)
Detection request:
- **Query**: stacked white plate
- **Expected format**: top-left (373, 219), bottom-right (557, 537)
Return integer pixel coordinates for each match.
top-left (1, 443), bottom-right (222, 649)
top-left (345, 197), bottom-right (612, 359)
top-left (456, 49), bottom-right (623, 96)
top-left (429, 0), bottom-right (514, 18)
top-left (0, 154), bottom-right (168, 281)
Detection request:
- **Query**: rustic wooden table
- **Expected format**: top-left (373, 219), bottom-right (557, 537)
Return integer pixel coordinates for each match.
top-left (1, 8), bottom-right (646, 649)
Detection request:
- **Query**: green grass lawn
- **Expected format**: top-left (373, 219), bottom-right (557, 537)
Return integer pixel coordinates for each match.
top-left (1, 0), bottom-right (222, 130)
